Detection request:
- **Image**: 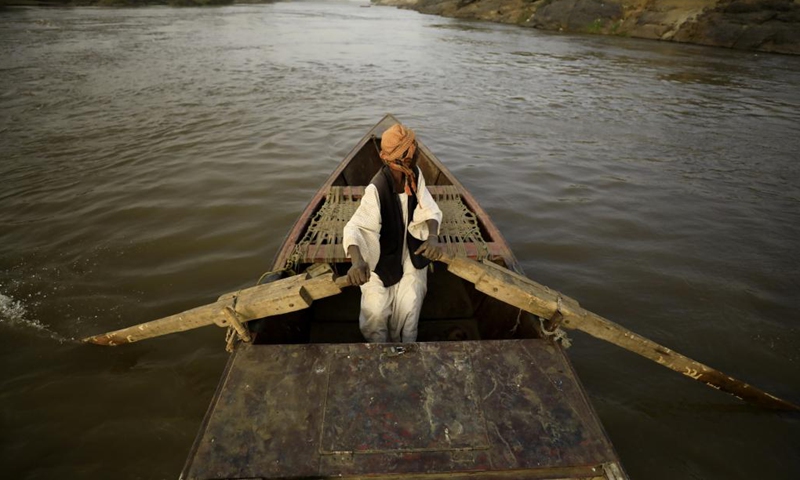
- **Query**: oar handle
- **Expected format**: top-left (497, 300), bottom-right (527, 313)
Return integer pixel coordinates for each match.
top-left (335, 275), bottom-right (352, 289)
top-left (437, 252), bottom-right (456, 265)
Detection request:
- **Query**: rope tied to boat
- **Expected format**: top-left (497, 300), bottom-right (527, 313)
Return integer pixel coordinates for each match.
top-left (224, 325), bottom-right (238, 353)
top-left (221, 296), bottom-right (251, 352)
top-left (224, 293), bottom-right (236, 352)
top-left (540, 296), bottom-right (572, 349)
top-left (222, 268), bottom-right (287, 352)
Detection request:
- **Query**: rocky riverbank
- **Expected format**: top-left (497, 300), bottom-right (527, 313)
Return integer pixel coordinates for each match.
top-left (373, 0), bottom-right (800, 55)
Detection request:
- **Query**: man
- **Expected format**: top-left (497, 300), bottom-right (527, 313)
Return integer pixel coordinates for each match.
top-left (343, 123), bottom-right (443, 343)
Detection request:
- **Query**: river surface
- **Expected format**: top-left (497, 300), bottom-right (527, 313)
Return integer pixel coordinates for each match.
top-left (1, 3), bottom-right (799, 479)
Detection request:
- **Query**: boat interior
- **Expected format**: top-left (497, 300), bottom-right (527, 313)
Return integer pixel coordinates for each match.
top-left (250, 116), bottom-right (541, 345)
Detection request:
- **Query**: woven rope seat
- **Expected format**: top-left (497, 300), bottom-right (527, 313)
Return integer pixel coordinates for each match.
top-left (288, 185), bottom-right (489, 269)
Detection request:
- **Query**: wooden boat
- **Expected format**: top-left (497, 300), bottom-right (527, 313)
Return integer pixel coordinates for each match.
top-left (180, 115), bottom-right (628, 479)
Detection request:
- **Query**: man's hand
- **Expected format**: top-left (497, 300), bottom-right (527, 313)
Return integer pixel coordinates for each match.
top-left (415, 235), bottom-right (443, 261)
top-left (347, 245), bottom-right (371, 286)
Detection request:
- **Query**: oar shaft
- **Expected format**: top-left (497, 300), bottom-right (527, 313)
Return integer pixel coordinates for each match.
top-left (439, 254), bottom-right (799, 411)
top-left (83, 303), bottom-right (219, 346)
top-left (562, 308), bottom-right (800, 411)
top-left (83, 273), bottom-right (351, 346)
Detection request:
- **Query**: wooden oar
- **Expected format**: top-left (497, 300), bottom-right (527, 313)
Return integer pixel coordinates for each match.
top-left (82, 271), bottom-right (351, 346)
top-left (436, 253), bottom-right (799, 412)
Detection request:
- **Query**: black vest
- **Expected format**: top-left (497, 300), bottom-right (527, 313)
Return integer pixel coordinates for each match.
top-left (371, 166), bottom-right (431, 288)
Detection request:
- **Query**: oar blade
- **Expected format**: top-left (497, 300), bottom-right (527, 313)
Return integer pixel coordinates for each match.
top-left (82, 303), bottom-right (220, 346)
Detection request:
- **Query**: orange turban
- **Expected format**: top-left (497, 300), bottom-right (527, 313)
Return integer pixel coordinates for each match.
top-left (380, 123), bottom-right (418, 195)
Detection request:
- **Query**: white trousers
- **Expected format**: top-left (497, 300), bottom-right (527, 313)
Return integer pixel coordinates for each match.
top-left (359, 267), bottom-right (427, 343)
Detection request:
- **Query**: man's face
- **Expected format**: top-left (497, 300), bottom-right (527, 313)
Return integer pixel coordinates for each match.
top-left (407, 143), bottom-right (418, 170)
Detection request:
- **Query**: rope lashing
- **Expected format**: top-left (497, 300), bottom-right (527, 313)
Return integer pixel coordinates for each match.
top-left (221, 268), bottom-right (287, 351)
top-left (222, 292), bottom-right (251, 352)
top-left (540, 296), bottom-right (572, 349)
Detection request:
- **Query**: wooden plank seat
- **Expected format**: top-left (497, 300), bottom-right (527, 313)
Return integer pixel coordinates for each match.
top-left (291, 186), bottom-right (499, 265)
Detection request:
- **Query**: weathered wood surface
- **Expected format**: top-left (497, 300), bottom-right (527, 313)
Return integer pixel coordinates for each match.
top-left (181, 341), bottom-right (626, 480)
top-left (440, 254), bottom-right (800, 412)
top-left (82, 273), bottom-right (350, 346)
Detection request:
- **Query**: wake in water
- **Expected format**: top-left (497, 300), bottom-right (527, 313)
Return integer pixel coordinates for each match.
top-left (0, 292), bottom-right (75, 344)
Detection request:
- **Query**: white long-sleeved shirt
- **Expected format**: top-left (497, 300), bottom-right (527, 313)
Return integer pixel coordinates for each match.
top-left (343, 168), bottom-right (443, 273)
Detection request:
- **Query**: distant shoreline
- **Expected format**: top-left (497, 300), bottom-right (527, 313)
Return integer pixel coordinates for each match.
top-left (372, 0), bottom-right (800, 55)
top-left (5, 0), bottom-right (798, 55)
top-left (0, 0), bottom-right (276, 6)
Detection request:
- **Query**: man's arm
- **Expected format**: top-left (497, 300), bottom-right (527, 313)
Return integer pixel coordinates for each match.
top-left (343, 185), bottom-right (381, 285)
top-left (425, 219), bottom-right (439, 237)
top-left (347, 245), bottom-right (371, 285)
top-left (414, 219), bottom-right (443, 261)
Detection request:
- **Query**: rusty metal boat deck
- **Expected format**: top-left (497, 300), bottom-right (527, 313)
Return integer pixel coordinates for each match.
top-left (182, 340), bottom-right (624, 479)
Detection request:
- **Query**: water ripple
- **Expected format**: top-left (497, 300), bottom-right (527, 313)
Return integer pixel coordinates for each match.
top-left (1, 3), bottom-right (799, 480)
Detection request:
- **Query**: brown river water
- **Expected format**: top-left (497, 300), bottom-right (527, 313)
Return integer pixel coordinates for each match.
top-left (1, 3), bottom-right (799, 479)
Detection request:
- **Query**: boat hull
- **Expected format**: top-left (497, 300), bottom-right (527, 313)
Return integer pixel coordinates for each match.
top-left (181, 115), bottom-right (627, 479)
